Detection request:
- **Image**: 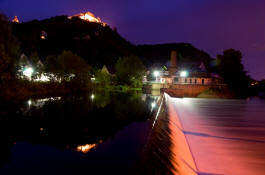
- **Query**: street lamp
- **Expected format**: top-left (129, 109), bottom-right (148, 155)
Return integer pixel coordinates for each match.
top-left (153, 71), bottom-right (160, 82)
top-left (180, 70), bottom-right (188, 77)
top-left (151, 102), bottom-right (156, 108)
top-left (23, 67), bottom-right (34, 79)
top-left (153, 71), bottom-right (159, 77)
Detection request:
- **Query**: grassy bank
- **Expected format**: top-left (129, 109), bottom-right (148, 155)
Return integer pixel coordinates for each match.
top-left (0, 79), bottom-right (92, 101)
top-left (0, 80), bottom-right (143, 101)
top-left (197, 86), bottom-right (235, 99)
top-left (92, 83), bottom-right (143, 92)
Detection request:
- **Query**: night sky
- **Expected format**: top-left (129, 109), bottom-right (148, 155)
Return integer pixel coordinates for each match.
top-left (1, 0), bottom-right (264, 80)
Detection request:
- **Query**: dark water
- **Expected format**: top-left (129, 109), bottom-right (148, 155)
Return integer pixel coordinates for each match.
top-left (0, 92), bottom-right (157, 175)
top-left (1, 93), bottom-right (264, 175)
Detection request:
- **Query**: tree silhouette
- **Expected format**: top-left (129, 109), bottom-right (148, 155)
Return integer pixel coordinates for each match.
top-left (115, 55), bottom-right (146, 87)
top-left (45, 50), bottom-right (91, 79)
top-left (216, 49), bottom-right (251, 97)
top-left (0, 14), bottom-right (20, 79)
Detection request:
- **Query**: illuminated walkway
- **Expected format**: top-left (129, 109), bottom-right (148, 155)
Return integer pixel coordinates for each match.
top-left (165, 94), bottom-right (265, 175)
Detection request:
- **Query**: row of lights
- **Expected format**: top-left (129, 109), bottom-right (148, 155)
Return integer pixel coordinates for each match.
top-left (22, 67), bottom-right (97, 83)
top-left (28, 94), bottom-right (95, 107)
top-left (153, 70), bottom-right (188, 78)
top-left (22, 67), bottom-right (50, 82)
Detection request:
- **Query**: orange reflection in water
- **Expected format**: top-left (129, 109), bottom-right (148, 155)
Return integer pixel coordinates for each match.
top-left (76, 144), bottom-right (97, 153)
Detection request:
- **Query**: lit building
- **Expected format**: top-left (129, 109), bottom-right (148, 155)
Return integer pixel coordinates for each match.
top-left (150, 51), bottom-right (222, 85)
top-left (12, 16), bottom-right (19, 23)
top-left (76, 144), bottom-right (97, 153)
top-left (68, 11), bottom-right (107, 26)
top-left (40, 30), bottom-right (47, 39)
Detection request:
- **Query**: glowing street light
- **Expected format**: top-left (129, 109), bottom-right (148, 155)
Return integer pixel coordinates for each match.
top-left (28, 100), bottom-right (32, 106)
top-left (153, 71), bottom-right (160, 82)
top-left (91, 77), bottom-right (96, 81)
top-left (153, 71), bottom-right (159, 77)
top-left (151, 102), bottom-right (156, 108)
top-left (23, 67), bottom-right (34, 79)
top-left (91, 94), bottom-right (95, 100)
top-left (180, 70), bottom-right (188, 77)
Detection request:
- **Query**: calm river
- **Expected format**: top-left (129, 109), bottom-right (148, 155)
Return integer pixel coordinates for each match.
top-left (0, 92), bottom-right (157, 175)
top-left (0, 92), bottom-right (264, 175)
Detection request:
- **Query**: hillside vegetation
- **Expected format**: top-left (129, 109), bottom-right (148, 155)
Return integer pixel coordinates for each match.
top-left (12, 16), bottom-right (136, 68)
top-left (12, 16), bottom-right (213, 69)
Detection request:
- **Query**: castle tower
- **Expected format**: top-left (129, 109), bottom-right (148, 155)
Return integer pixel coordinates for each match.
top-left (169, 50), bottom-right (177, 76)
top-left (12, 16), bottom-right (19, 23)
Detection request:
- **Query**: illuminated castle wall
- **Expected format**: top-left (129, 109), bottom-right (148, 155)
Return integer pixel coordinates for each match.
top-left (68, 11), bottom-right (107, 26)
top-left (12, 16), bottom-right (19, 23)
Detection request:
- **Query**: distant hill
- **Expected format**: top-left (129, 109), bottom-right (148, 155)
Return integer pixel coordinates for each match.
top-left (136, 43), bottom-right (213, 71)
top-left (12, 16), bottom-right (136, 68)
top-left (12, 16), bottom-right (213, 71)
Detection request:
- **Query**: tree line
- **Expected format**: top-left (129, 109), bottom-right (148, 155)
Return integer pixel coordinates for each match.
top-left (0, 13), bottom-right (146, 100)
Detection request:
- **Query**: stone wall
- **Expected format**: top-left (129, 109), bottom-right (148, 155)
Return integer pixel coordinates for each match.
top-left (171, 84), bottom-right (211, 97)
top-left (143, 83), bottom-right (227, 97)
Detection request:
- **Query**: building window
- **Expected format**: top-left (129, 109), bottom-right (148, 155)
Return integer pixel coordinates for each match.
top-left (202, 79), bottom-right (204, 84)
top-left (195, 79), bottom-right (197, 84)
top-left (190, 79), bottom-right (192, 84)
top-left (174, 77), bottom-right (178, 83)
top-left (185, 78), bottom-right (187, 83)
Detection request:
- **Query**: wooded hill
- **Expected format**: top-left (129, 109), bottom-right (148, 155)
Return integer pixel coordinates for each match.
top-left (12, 16), bottom-right (213, 70)
top-left (136, 43), bottom-right (213, 71)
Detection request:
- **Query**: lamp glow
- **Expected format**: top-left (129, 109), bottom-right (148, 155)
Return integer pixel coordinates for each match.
top-left (153, 71), bottom-right (159, 77)
top-left (28, 100), bottom-right (32, 106)
top-left (151, 102), bottom-right (156, 108)
top-left (180, 71), bottom-right (188, 77)
top-left (23, 67), bottom-right (34, 78)
top-left (36, 74), bottom-right (49, 82)
top-left (76, 144), bottom-right (97, 153)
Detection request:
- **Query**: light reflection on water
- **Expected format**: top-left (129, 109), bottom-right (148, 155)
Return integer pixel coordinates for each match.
top-left (4, 93), bottom-right (264, 174)
top-left (0, 92), bottom-right (156, 175)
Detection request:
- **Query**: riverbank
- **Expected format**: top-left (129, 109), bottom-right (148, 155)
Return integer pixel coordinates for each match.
top-left (0, 80), bottom-right (143, 101)
top-left (95, 85), bottom-right (142, 92)
top-left (143, 83), bottom-right (235, 99)
top-left (197, 86), bottom-right (235, 99)
top-left (0, 80), bottom-right (88, 101)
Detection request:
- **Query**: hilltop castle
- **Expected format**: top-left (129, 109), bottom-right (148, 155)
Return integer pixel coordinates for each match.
top-left (12, 16), bottom-right (19, 23)
top-left (68, 11), bottom-right (107, 26)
